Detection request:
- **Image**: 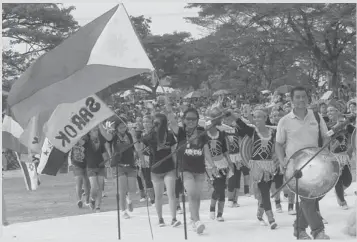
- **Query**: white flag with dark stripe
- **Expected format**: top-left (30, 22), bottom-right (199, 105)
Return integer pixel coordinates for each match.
top-left (15, 153), bottom-right (40, 191)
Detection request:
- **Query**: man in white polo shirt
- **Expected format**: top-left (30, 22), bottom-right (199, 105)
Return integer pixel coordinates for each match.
top-left (275, 86), bottom-right (330, 240)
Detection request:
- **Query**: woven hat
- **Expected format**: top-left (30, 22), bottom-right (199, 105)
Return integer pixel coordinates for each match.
top-left (328, 99), bottom-right (346, 113)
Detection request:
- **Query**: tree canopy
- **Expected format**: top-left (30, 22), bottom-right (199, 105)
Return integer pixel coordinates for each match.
top-left (2, 3), bottom-right (79, 91)
top-left (3, 3), bottom-right (355, 103)
top-left (185, 3), bottom-right (356, 90)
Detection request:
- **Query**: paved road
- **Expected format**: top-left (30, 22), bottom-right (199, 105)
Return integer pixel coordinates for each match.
top-left (3, 160), bottom-right (355, 224)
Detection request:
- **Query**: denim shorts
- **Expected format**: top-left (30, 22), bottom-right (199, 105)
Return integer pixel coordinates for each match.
top-left (73, 166), bottom-right (86, 177)
top-left (151, 170), bottom-right (176, 183)
top-left (112, 166), bottom-right (137, 178)
top-left (87, 168), bottom-right (105, 177)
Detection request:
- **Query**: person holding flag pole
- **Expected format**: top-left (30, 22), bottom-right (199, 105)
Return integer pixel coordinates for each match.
top-left (162, 82), bottom-right (216, 235)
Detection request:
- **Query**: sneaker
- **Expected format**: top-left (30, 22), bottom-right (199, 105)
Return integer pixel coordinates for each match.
top-left (270, 221), bottom-right (278, 230)
top-left (275, 203), bottom-right (283, 213)
top-left (122, 211), bottom-right (130, 219)
top-left (314, 230), bottom-right (330, 240)
top-left (171, 218), bottom-right (181, 227)
top-left (209, 211), bottom-right (215, 220)
top-left (163, 191), bottom-right (167, 196)
top-left (177, 206), bottom-right (183, 214)
top-left (341, 204), bottom-right (348, 210)
top-left (233, 202), bottom-right (240, 207)
top-left (140, 198), bottom-right (146, 202)
top-left (77, 200), bottom-right (83, 208)
top-left (258, 217), bottom-right (267, 226)
top-left (95, 208), bottom-right (101, 213)
top-left (216, 216), bottom-right (224, 222)
top-left (159, 218), bottom-right (165, 227)
top-left (195, 221), bottom-right (205, 234)
top-left (294, 230), bottom-right (312, 240)
top-left (228, 201), bottom-right (234, 208)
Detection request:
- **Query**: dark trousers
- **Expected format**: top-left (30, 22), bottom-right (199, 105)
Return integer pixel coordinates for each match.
top-left (175, 177), bottom-right (183, 199)
top-left (137, 167), bottom-right (153, 190)
top-left (335, 165), bottom-right (352, 203)
top-left (141, 167), bottom-right (153, 189)
top-left (273, 173), bottom-right (284, 190)
top-left (212, 173), bottom-right (227, 202)
top-left (228, 165), bottom-right (241, 192)
top-left (258, 180), bottom-right (272, 211)
top-left (137, 174), bottom-right (144, 190)
top-left (294, 197), bottom-right (324, 237)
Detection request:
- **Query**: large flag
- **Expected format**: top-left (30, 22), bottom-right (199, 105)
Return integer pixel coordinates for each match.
top-left (14, 153), bottom-right (40, 191)
top-left (37, 138), bottom-right (68, 176)
top-left (7, 3), bottom-right (154, 127)
top-left (43, 94), bottom-right (114, 152)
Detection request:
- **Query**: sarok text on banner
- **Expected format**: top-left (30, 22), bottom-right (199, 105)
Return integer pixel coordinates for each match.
top-left (44, 95), bottom-right (114, 152)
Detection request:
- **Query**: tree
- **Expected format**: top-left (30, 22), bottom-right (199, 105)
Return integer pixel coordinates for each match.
top-left (185, 3), bottom-right (356, 91)
top-left (2, 3), bottom-right (79, 90)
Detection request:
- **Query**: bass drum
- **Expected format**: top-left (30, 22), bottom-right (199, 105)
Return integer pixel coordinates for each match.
top-left (240, 135), bottom-right (252, 167)
top-left (284, 147), bottom-right (340, 199)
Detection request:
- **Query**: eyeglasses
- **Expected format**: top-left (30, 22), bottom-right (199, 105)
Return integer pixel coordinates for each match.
top-left (185, 117), bottom-right (198, 121)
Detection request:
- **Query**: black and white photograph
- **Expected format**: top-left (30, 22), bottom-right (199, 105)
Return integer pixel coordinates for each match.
top-left (1, 1), bottom-right (356, 241)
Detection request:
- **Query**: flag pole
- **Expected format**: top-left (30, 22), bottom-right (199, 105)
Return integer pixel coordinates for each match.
top-left (116, 163), bottom-right (121, 240)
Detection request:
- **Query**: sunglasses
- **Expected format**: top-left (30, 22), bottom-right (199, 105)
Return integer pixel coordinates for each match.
top-left (185, 117), bottom-right (198, 121)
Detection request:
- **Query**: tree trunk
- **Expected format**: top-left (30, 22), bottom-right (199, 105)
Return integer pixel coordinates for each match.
top-left (329, 59), bottom-right (339, 92)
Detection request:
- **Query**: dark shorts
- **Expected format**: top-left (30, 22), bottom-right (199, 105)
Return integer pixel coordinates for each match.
top-left (87, 168), bottom-right (105, 177)
top-left (73, 166), bottom-right (87, 177)
top-left (240, 165), bottom-right (250, 176)
top-left (228, 165), bottom-right (241, 189)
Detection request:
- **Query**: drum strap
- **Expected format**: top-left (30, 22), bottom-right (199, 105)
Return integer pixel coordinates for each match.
top-left (313, 112), bottom-right (323, 148)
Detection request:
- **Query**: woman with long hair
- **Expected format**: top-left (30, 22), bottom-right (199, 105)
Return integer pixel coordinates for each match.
top-left (100, 116), bottom-right (138, 219)
top-left (84, 127), bottom-right (107, 212)
top-left (139, 115), bottom-right (155, 205)
top-left (327, 100), bottom-right (354, 209)
top-left (143, 113), bottom-right (181, 227)
top-left (167, 105), bottom-right (215, 234)
top-left (233, 106), bottom-right (278, 229)
top-left (69, 136), bottom-right (90, 208)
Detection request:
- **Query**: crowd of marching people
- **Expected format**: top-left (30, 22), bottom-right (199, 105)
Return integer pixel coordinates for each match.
top-left (60, 86), bottom-right (356, 238)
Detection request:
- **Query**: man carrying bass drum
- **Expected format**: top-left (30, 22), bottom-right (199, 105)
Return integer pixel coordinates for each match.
top-left (275, 86), bottom-right (330, 240)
